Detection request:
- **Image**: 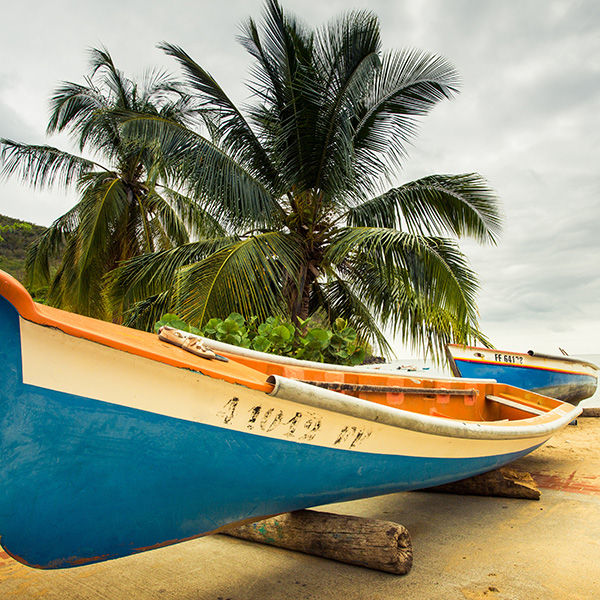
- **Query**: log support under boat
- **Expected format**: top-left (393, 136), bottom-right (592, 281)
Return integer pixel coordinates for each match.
top-left (223, 469), bottom-right (539, 575)
top-left (422, 466), bottom-right (541, 500)
top-left (224, 509), bottom-right (413, 575)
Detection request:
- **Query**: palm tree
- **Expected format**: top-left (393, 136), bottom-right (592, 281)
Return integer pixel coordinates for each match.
top-left (0, 48), bottom-right (212, 319)
top-left (109, 0), bottom-right (502, 358)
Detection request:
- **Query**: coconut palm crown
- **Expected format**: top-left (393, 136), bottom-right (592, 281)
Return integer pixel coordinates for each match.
top-left (120, 1), bottom-right (501, 357)
top-left (0, 48), bottom-right (211, 319)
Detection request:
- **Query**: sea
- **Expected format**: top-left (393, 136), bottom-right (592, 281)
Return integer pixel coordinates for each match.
top-left (369, 353), bottom-right (600, 409)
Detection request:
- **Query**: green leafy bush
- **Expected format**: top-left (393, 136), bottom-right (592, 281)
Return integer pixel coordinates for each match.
top-left (155, 313), bottom-right (366, 366)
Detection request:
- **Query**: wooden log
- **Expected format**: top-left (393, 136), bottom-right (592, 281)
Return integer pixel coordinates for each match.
top-left (581, 407), bottom-right (600, 418)
top-left (423, 467), bottom-right (540, 500)
top-left (224, 509), bottom-right (412, 575)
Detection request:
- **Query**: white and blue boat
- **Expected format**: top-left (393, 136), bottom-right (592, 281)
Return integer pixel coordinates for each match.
top-left (0, 271), bottom-right (581, 569)
top-left (446, 344), bottom-right (598, 406)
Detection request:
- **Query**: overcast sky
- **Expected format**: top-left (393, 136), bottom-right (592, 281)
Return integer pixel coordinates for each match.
top-left (0, 0), bottom-right (598, 356)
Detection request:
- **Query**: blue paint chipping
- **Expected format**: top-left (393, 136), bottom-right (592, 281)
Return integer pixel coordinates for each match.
top-left (0, 297), bottom-right (536, 569)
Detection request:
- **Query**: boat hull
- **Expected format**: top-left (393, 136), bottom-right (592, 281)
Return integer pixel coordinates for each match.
top-left (0, 272), bottom-right (581, 569)
top-left (446, 345), bottom-right (598, 405)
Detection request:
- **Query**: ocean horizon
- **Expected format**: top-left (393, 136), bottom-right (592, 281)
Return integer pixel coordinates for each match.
top-left (375, 353), bottom-right (600, 409)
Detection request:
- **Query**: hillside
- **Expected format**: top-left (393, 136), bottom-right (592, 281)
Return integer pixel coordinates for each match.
top-left (0, 214), bottom-right (46, 283)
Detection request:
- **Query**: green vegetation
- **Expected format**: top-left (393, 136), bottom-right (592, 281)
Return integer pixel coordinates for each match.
top-left (0, 0), bottom-right (502, 361)
top-left (0, 215), bottom-right (41, 283)
top-left (0, 49), bottom-right (210, 319)
top-left (155, 313), bottom-right (367, 366)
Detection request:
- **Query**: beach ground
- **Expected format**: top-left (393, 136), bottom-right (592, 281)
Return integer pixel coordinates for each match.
top-left (1, 417), bottom-right (598, 600)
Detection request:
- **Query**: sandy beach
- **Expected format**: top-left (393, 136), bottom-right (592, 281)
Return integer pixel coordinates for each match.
top-left (1, 416), bottom-right (598, 600)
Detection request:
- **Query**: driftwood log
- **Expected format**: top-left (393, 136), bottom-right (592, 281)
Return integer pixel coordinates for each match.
top-left (581, 407), bottom-right (600, 418)
top-left (224, 509), bottom-right (413, 575)
top-left (424, 467), bottom-right (540, 500)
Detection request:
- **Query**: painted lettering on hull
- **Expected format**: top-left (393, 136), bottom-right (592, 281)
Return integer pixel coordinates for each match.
top-left (493, 353), bottom-right (524, 365)
top-left (216, 398), bottom-right (372, 449)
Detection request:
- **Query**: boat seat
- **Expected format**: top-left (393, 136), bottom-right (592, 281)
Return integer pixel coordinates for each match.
top-left (486, 395), bottom-right (546, 416)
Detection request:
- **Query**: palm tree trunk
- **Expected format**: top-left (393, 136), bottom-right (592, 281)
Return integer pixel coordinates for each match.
top-left (290, 263), bottom-right (315, 323)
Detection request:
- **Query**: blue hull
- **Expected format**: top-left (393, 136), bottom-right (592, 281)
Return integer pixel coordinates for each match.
top-left (0, 294), bottom-right (562, 569)
top-left (453, 359), bottom-right (596, 405)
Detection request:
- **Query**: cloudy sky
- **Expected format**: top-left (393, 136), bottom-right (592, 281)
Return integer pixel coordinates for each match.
top-left (0, 0), bottom-right (598, 356)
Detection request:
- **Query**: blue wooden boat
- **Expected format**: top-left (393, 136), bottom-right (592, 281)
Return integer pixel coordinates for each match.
top-left (446, 344), bottom-right (598, 405)
top-left (0, 271), bottom-right (581, 569)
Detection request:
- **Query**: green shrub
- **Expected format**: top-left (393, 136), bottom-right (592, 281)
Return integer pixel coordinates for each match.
top-left (155, 313), bottom-right (366, 366)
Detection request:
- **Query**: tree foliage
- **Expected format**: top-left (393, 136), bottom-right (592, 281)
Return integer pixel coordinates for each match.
top-left (0, 215), bottom-right (42, 284)
top-left (0, 48), bottom-right (213, 319)
top-left (108, 0), bottom-right (501, 359)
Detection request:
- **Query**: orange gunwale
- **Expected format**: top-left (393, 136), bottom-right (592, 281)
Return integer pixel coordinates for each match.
top-left (0, 271), bottom-right (272, 394)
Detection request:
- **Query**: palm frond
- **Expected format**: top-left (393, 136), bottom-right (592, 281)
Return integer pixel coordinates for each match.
top-left (46, 81), bottom-right (109, 142)
top-left (141, 190), bottom-right (190, 248)
top-left (238, 0), bottom-right (321, 191)
top-left (120, 290), bottom-right (175, 331)
top-left (176, 231), bottom-right (302, 326)
top-left (75, 172), bottom-right (129, 268)
top-left (348, 173), bottom-right (502, 243)
top-left (325, 244), bottom-right (486, 360)
top-left (87, 47), bottom-right (133, 109)
top-left (310, 9), bottom-right (381, 197)
top-left (353, 48), bottom-right (460, 181)
top-left (117, 111), bottom-right (284, 228)
top-left (0, 140), bottom-right (98, 190)
top-left (25, 205), bottom-right (81, 287)
top-left (106, 238), bottom-right (238, 310)
top-left (159, 41), bottom-right (281, 188)
top-left (238, 0), bottom-right (311, 108)
top-left (325, 227), bottom-right (480, 322)
top-left (154, 185), bottom-right (227, 239)
top-left (388, 286), bottom-right (489, 361)
top-left (310, 276), bottom-right (394, 357)
top-left (44, 232), bottom-right (110, 319)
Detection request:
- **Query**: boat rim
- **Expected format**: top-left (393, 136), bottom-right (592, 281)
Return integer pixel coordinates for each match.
top-left (268, 375), bottom-right (582, 441)
top-left (446, 343), bottom-right (599, 372)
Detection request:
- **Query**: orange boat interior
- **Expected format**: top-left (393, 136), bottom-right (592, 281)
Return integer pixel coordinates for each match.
top-left (224, 352), bottom-right (564, 422)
